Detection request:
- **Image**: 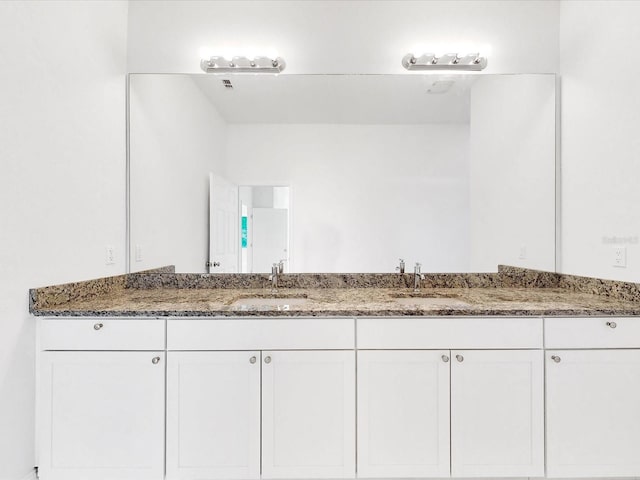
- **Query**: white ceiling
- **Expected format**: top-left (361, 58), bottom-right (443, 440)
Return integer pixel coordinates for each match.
top-left (189, 74), bottom-right (476, 124)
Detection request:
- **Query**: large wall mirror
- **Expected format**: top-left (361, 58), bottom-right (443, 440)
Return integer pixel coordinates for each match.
top-left (129, 73), bottom-right (557, 274)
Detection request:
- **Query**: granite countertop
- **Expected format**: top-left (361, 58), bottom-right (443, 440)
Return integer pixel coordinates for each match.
top-left (29, 266), bottom-right (640, 317)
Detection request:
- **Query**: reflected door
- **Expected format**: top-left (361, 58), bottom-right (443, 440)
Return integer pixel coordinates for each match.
top-left (252, 208), bottom-right (288, 273)
top-left (209, 173), bottom-right (238, 272)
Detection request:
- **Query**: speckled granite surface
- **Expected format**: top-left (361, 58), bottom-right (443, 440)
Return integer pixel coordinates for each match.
top-left (29, 265), bottom-right (175, 313)
top-left (124, 271), bottom-right (504, 290)
top-left (29, 265), bottom-right (640, 317)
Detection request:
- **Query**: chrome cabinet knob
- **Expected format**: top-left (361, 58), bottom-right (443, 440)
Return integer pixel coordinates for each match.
top-left (249, 356), bottom-right (257, 364)
top-left (93, 323), bottom-right (103, 331)
top-left (264, 356), bottom-right (272, 364)
top-left (456, 354), bottom-right (464, 363)
top-left (152, 357), bottom-right (161, 364)
top-left (441, 355), bottom-right (450, 363)
top-left (551, 355), bottom-right (561, 363)
top-left (606, 321), bottom-right (617, 329)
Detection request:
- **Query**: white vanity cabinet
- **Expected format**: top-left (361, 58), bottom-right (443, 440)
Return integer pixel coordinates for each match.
top-left (450, 349), bottom-right (544, 477)
top-left (166, 351), bottom-right (261, 480)
top-left (357, 350), bottom-right (451, 478)
top-left (546, 318), bottom-right (640, 477)
top-left (38, 318), bottom-right (166, 480)
top-left (261, 350), bottom-right (355, 479)
top-left (39, 313), bottom-right (640, 480)
top-left (166, 318), bottom-right (356, 480)
top-left (357, 317), bottom-right (545, 478)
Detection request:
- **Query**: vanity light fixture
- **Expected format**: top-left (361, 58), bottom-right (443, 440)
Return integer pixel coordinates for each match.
top-left (200, 56), bottom-right (286, 73)
top-left (402, 53), bottom-right (487, 71)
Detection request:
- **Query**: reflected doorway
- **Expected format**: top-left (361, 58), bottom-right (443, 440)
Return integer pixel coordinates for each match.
top-left (239, 186), bottom-right (290, 273)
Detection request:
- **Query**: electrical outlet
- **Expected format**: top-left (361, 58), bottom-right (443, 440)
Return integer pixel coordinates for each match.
top-left (518, 244), bottom-right (527, 260)
top-left (613, 246), bottom-right (627, 268)
top-left (105, 246), bottom-right (116, 265)
top-left (135, 244), bottom-right (143, 262)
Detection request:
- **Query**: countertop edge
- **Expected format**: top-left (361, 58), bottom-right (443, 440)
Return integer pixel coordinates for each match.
top-left (32, 308), bottom-right (640, 318)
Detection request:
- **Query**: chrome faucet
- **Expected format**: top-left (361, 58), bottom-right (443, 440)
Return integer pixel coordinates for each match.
top-left (269, 263), bottom-right (279, 290)
top-left (414, 263), bottom-right (425, 292)
top-left (278, 259), bottom-right (286, 274)
top-left (396, 258), bottom-right (405, 274)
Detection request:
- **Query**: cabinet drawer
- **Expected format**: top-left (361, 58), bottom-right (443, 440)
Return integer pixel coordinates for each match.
top-left (545, 317), bottom-right (640, 348)
top-left (357, 317), bottom-right (543, 349)
top-left (167, 318), bottom-right (355, 350)
top-left (40, 318), bottom-right (165, 350)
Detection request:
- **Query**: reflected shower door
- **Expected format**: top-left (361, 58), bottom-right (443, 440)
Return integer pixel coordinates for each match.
top-left (252, 208), bottom-right (288, 273)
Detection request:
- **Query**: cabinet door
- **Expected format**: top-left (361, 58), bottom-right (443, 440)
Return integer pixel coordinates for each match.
top-left (357, 350), bottom-right (450, 478)
top-left (547, 349), bottom-right (640, 477)
top-left (451, 349), bottom-right (544, 477)
top-left (261, 350), bottom-right (356, 479)
top-left (166, 351), bottom-right (261, 479)
top-left (39, 351), bottom-right (164, 480)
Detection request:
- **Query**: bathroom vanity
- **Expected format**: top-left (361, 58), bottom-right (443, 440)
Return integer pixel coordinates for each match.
top-left (31, 266), bottom-right (640, 480)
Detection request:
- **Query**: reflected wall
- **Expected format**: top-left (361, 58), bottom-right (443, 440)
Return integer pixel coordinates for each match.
top-left (128, 74), bottom-right (556, 273)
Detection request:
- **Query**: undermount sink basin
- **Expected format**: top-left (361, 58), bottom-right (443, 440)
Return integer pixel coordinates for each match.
top-left (393, 296), bottom-right (471, 308)
top-left (231, 297), bottom-right (309, 308)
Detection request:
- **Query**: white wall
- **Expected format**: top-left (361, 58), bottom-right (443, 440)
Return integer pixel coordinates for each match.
top-left (470, 75), bottom-right (557, 272)
top-left (127, 0), bottom-right (559, 75)
top-left (559, 1), bottom-right (640, 281)
top-left (0, 1), bottom-right (128, 478)
top-left (129, 75), bottom-right (227, 272)
top-left (226, 124), bottom-right (470, 273)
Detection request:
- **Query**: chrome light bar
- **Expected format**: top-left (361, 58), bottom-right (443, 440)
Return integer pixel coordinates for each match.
top-left (200, 56), bottom-right (286, 73)
top-left (402, 53), bottom-right (487, 71)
